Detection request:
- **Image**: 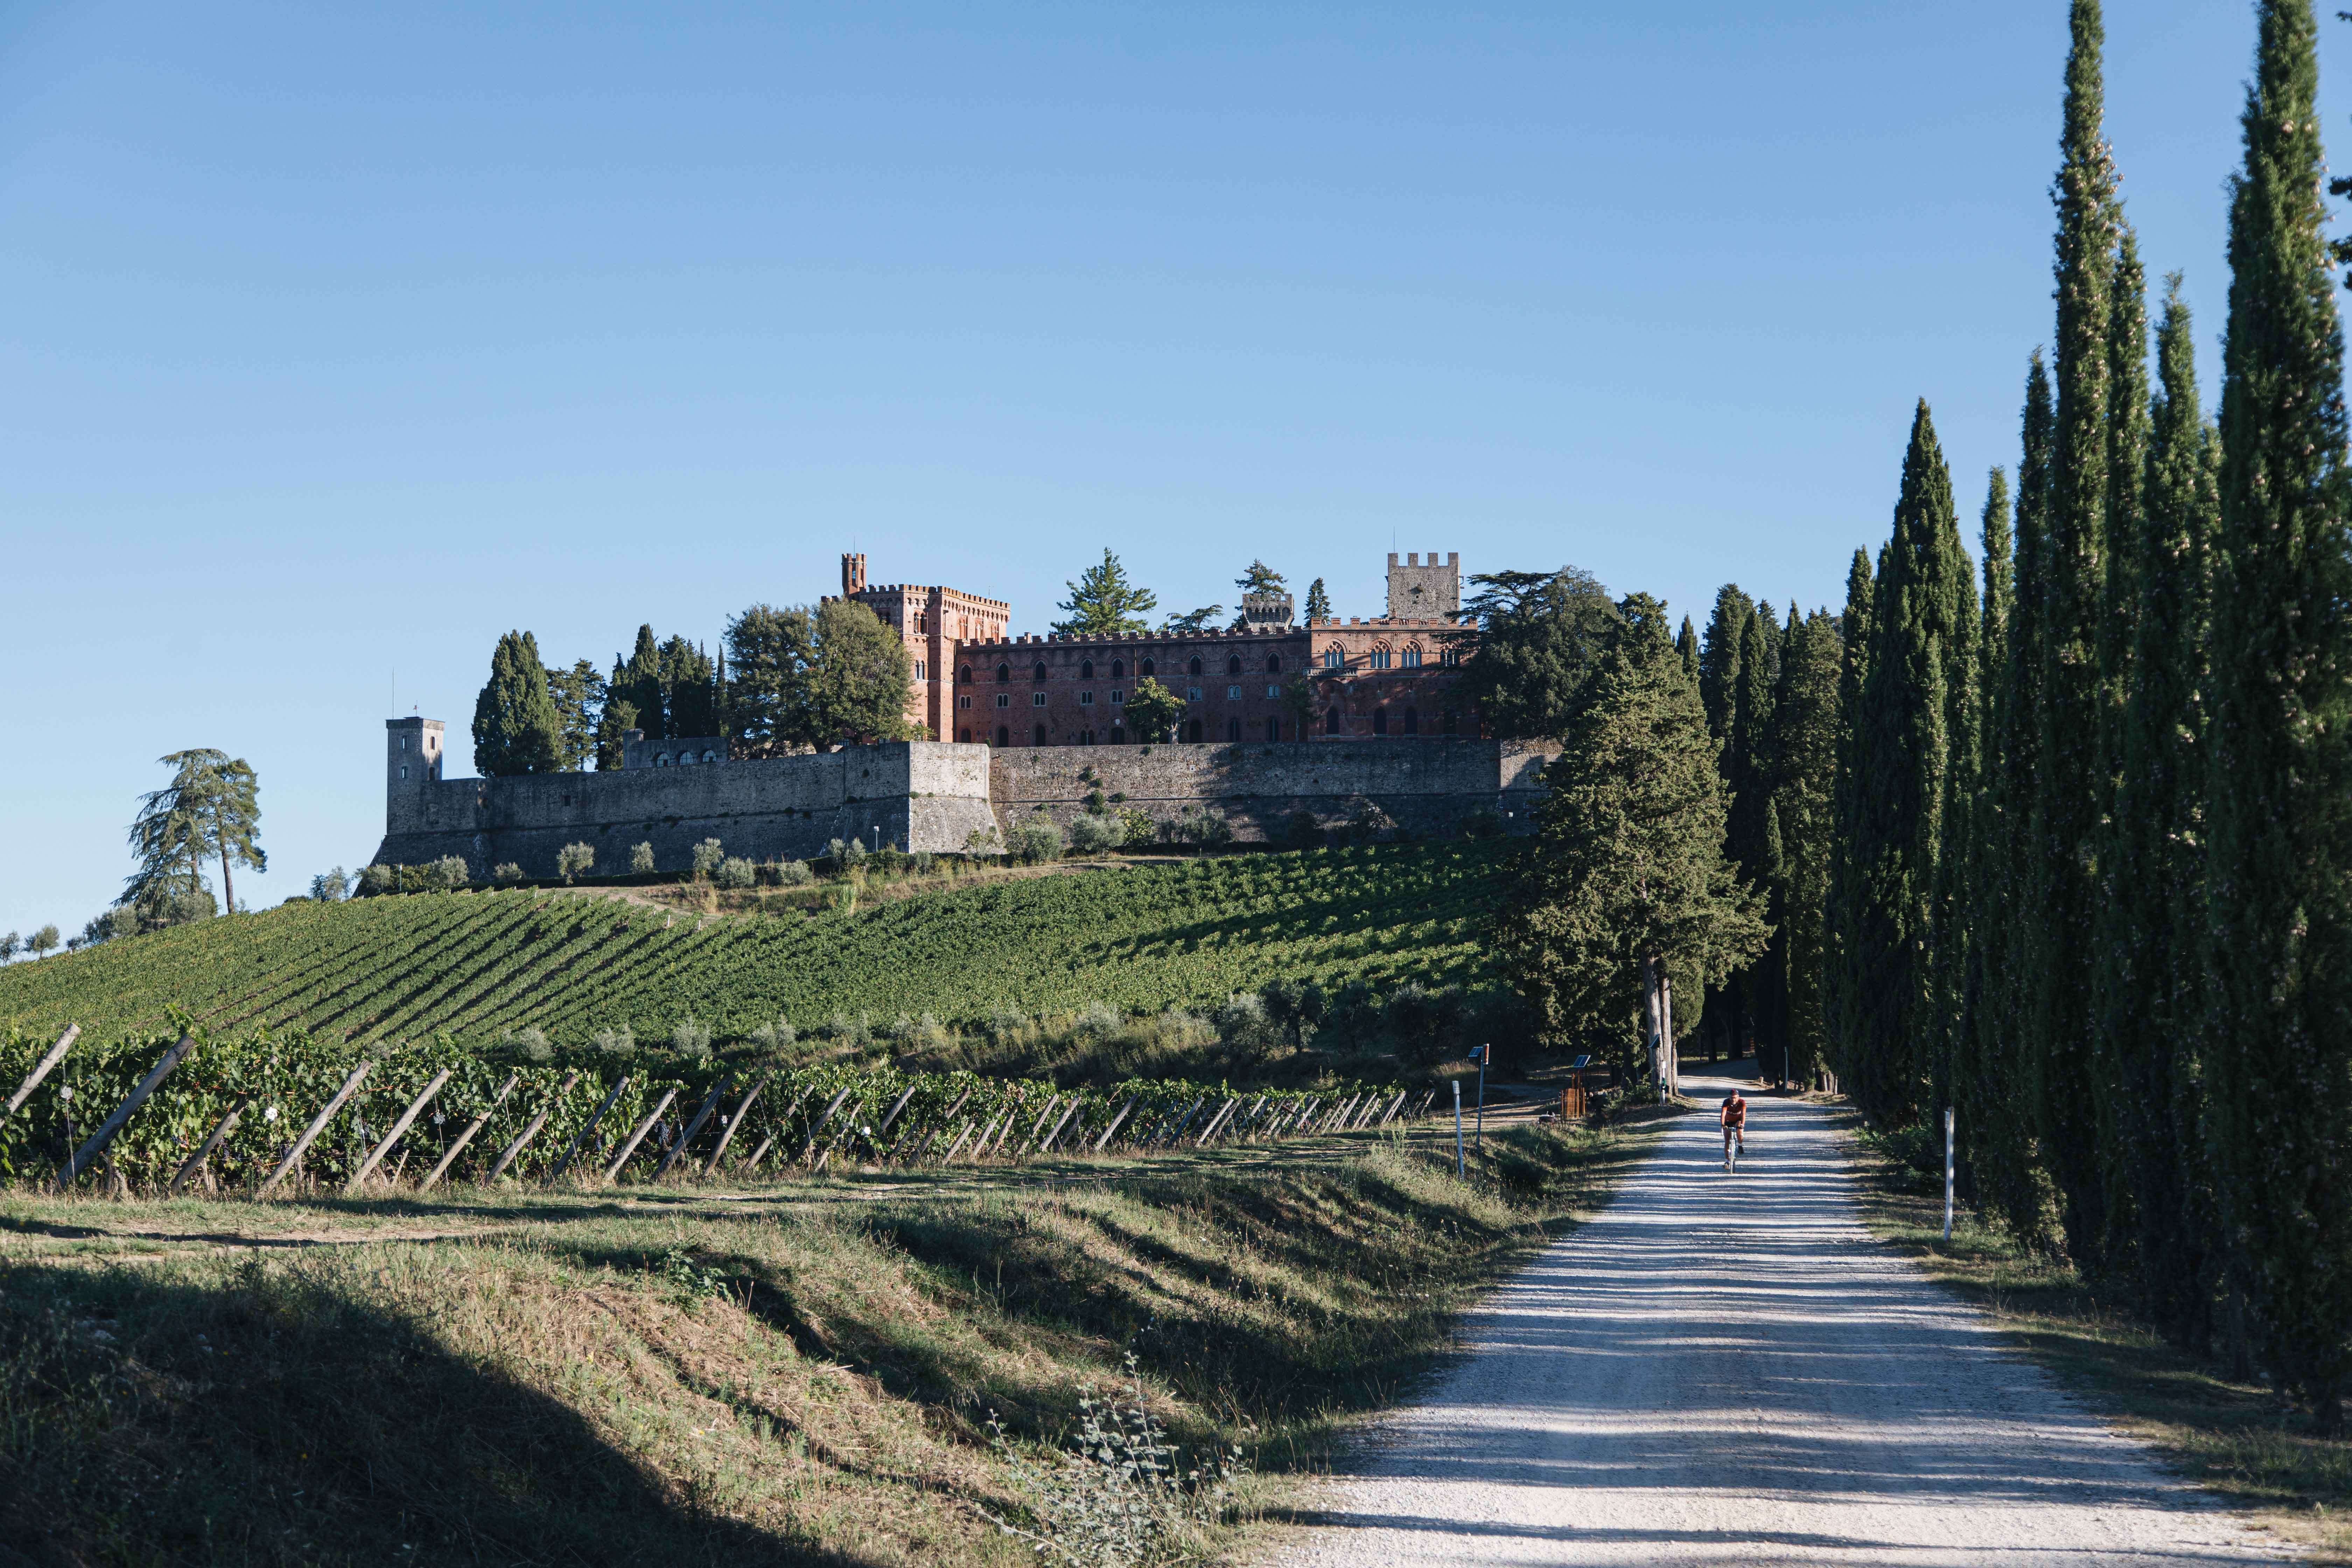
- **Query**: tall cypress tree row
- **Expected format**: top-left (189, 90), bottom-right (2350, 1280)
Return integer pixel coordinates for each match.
top-left (1840, 404), bottom-right (1969, 1123)
top-left (2105, 276), bottom-right (2222, 1346)
top-left (1824, 550), bottom-right (1874, 1090)
top-left (1924, 475), bottom-right (1985, 1116)
top-left (2090, 226), bottom-right (2155, 1268)
top-left (1772, 606), bottom-right (1841, 1087)
top-left (1727, 607), bottom-right (1779, 1062)
top-left (2204, 0), bottom-right (2352, 1429)
top-left (2029, 0), bottom-right (2119, 1259)
top-left (1955, 469), bottom-right (2014, 1185)
top-left (471, 630), bottom-right (565, 777)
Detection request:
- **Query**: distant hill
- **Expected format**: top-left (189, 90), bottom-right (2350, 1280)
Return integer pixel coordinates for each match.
top-left (0, 842), bottom-right (1511, 1050)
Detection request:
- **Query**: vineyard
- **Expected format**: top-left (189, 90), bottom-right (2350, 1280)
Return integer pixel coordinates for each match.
top-left (0, 841), bottom-right (1511, 1052)
top-left (0, 1022), bottom-right (1424, 1194)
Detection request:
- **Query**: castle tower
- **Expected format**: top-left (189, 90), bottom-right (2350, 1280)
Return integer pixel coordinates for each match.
top-left (1386, 551), bottom-right (1460, 620)
top-left (1240, 590), bottom-right (1295, 633)
top-left (842, 553), bottom-right (867, 595)
top-left (386, 717), bottom-right (444, 834)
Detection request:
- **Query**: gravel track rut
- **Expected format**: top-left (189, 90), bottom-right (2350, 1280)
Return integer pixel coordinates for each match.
top-left (1283, 1067), bottom-right (2294, 1567)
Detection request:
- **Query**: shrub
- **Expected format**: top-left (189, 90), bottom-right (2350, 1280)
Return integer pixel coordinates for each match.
top-left (872, 842), bottom-right (905, 874)
top-left (1277, 810), bottom-right (1324, 850)
top-left (691, 838), bottom-right (725, 878)
top-left (1084, 787), bottom-right (1107, 813)
top-left (422, 855), bottom-right (472, 892)
top-left (962, 826), bottom-right (1004, 859)
top-left (1116, 807), bottom-right (1155, 848)
top-left (1007, 819), bottom-right (1064, 864)
top-left (747, 1018), bottom-right (797, 1051)
top-left (844, 837), bottom-right (869, 869)
top-left (671, 1016), bottom-right (713, 1058)
top-left (358, 864), bottom-right (397, 896)
top-left (1067, 812), bottom-right (1121, 855)
top-left (630, 841), bottom-right (657, 875)
top-left (715, 856), bottom-right (756, 890)
top-left (503, 1026), bottom-right (553, 1063)
top-left (309, 868), bottom-right (350, 902)
top-left (592, 1025), bottom-right (635, 1058)
top-left (1181, 809), bottom-right (1234, 851)
top-left (491, 862), bottom-right (525, 885)
top-left (910, 849), bottom-right (937, 874)
top-left (555, 843), bottom-right (595, 883)
top-left (1212, 991), bottom-right (1286, 1065)
top-left (776, 859), bottom-right (814, 886)
top-left (1260, 976), bottom-right (1329, 1043)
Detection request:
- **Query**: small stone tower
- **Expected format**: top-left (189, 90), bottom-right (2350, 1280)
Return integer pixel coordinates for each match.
top-left (842, 553), bottom-right (868, 595)
top-left (1387, 551), bottom-right (1460, 619)
top-left (1240, 590), bottom-right (1295, 632)
top-left (386, 717), bottom-right (444, 835)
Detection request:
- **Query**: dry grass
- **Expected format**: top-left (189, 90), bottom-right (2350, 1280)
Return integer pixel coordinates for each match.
top-left (0, 1119), bottom-right (1651, 1566)
top-left (1836, 1110), bottom-right (2352, 1563)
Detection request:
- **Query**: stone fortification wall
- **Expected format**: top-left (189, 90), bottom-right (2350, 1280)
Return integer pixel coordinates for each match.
top-left (374, 742), bottom-right (996, 878)
top-left (991, 737), bottom-right (1556, 844)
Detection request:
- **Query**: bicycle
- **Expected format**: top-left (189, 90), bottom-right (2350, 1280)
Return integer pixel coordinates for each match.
top-left (1723, 1129), bottom-right (1743, 1173)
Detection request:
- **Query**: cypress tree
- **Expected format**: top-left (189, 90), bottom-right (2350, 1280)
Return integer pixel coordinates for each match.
top-left (1838, 403), bottom-right (1970, 1124)
top-left (471, 630), bottom-right (564, 777)
top-left (614, 625), bottom-right (667, 740)
top-left (1699, 586), bottom-right (1755, 738)
top-left (1677, 616), bottom-right (1701, 688)
top-left (1925, 470), bottom-right (1984, 1117)
top-left (2029, 0), bottom-right (2120, 1259)
top-left (1955, 469), bottom-right (2013, 1176)
top-left (1727, 606), bottom-right (1779, 1062)
top-left (2204, 0), bottom-right (2352, 1429)
top-left (1824, 550), bottom-right (1874, 1089)
top-left (2105, 275), bottom-right (2221, 1347)
top-left (1773, 607), bottom-right (1841, 1087)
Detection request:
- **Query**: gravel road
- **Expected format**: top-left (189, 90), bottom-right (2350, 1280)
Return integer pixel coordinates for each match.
top-left (1282, 1067), bottom-right (2294, 1567)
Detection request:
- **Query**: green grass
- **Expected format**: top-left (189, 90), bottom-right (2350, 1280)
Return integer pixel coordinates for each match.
top-left (0, 842), bottom-right (1511, 1052)
top-left (1839, 1111), bottom-right (2352, 1564)
top-left (0, 1118), bottom-right (1651, 1567)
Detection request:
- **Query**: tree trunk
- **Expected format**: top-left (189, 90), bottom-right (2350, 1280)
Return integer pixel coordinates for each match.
top-left (220, 848), bottom-right (234, 915)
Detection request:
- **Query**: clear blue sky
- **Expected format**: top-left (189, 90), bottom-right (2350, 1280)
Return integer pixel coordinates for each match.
top-left (2, 1), bottom-right (2340, 939)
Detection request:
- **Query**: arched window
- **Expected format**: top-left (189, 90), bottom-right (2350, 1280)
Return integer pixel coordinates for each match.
top-left (1266, 716), bottom-right (1281, 741)
top-left (1188, 656), bottom-right (1203, 676)
top-left (1111, 658), bottom-right (1125, 678)
top-left (1370, 646), bottom-right (1392, 670)
top-left (997, 663), bottom-right (1011, 683)
top-left (1401, 710), bottom-right (1418, 735)
top-left (1226, 655), bottom-right (1241, 676)
top-left (1033, 662), bottom-right (1048, 682)
top-left (679, 751), bottom-right (698, 765)
top-left (1373, 708), bottom-right (1389, 735)
top-left (702, 749), bottom-right (720, 763)
top-left (1322, 646), bottom-right (1342, 669)
top-left (1326, 708), bottom-right (1341, 734)
top-left (959, 727), bottom-right (972, 743)
top-left (1034, 723), bottom-right (1049, 746)
top-left (959, 665), bottom-right (972, 684)
top-left (1140, 658), bottom-right (1155, 676)
top-left (1267, 654), bottom-right (1281, 673)
top-left (1111, 726), bottom-right (1126, 744)
top-left (1440, 646), bottom-right (1460, 666)
top-left (1226, 718), bottom-right (1242, 742)
top-left (996, 724), bottom-right (1011, 746)
top-left (1080, 728), bottom-right (1096, 745)
top-left (1186, 718), bottom-right (1203, 743)
top-left (1080, 659), bottom-right (1093, 680)
top-left (654, 752), bottom-right (672, 766)
top-left (1402, 646), bottom-right (1423, 669)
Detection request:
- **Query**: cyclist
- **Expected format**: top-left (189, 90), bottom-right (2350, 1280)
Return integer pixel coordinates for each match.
top-left (1720, 1087), bottom-right (1747, 1167)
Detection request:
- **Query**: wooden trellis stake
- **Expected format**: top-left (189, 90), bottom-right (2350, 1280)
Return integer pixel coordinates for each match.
top-left (258, 1059), bottom-right (373, 1197)
top-left (602, 1086), bottom-right (679, 1183)
top-left (4, 1024), bottom-right (78, 1126)
top-left (545, 1074), bottom-right (630, 1184)
top-left (346, 1068), bottom-right (454, 1193)
top-left (1197, 1097), bottom-right (1240, 1145)
top-left (938, 1120), bottom-right (976, 1163)
top-left (1091, 1095), bottom-right (1138, 1153)
top-left (169, 1092), bottom-right (251, 1195)
top-left (54, 1032), bottom-right (197, 1191)
top-left (653, 1077), bottom-right (732, 1180)
top-left (740, 1133), bottom-right (776, 1173)
top-left (797, 1087), bottom-right (855, 1165)
top-left (874, 1085), bottom-right (918, 1139)
top-left (1037, 1098), bottom-right (1082, 1153)
top-left (419, 1073), bottom-right (518, 1191)
top-left (1375, 1090), bottom-right (1409, 1127)
top-left (483, 1070), bottom-right (581, 1184)
top-left (1019, 1095), bottom-right (1062, 1155)
top-left (702, 1075), bottom-right (768, 1175)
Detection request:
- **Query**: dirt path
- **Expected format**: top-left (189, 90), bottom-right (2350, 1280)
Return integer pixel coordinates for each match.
top-left (1281, 1066), bottom-right (2295, 1567)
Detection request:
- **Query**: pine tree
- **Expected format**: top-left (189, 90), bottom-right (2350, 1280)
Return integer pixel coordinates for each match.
top-left (2204, 0), bottom-right (2352, 1430)
top-left (1772, 607), bottom-right (1841, 1085)
top-left (472, 630), bottom-right (564, 777)
top-left (1454, 568), bottom-right (1619, 740)
top-left (2091, 224), bottom-right (2155, 1269)
top-left (1493, 594), bottom-right (1768, 1079)
top-left (806, 600), bottom-right (917, 744)
top-left (1054, 549), bottom-right (1158, 637)
top-left (1304, 578), bottom-right (1332, 623)
top-left (545, 658), bottom-right (604, 772)
top-left (2107, 276), bottom-right (2221, 1347)
top-left (1981, 355), bottom-right (2064, 1248)
top-left (1824, 549), bottom-right (1874, 1088)
top-left (1699, 585), bottom-right (1756, 738)
top-left (1840, 403), bottom-right (1970, 1125)
top-left (725, 604), bottom-right (818, 757)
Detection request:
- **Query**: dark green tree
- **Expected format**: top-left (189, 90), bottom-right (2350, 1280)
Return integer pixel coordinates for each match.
top-left (1161, 606), bottom-right (1225, 634)
top-left (1824, 548), bottom-right (1875, 1087)
top-left (1303, 578), bottom-right (1332, 623)
top-left (1726, 606), bottom-right (1780, 1063)
top-left (1235, 561), bottom-right (1285, 594)
top-left (1771, 607), bottom-right (1843, 1084)
top-left (1122, 677), bottom-right (1185, 742)
top-left (1699, 584), bottom-right (1757, 738)
top-left (1676, 616), bottom-right (1700, 687)
top-left (1451, 568), bottom-right (1620, 740)
top-left (1955, 467), bottom-right (2015, 1210)
top-left (805, 600), bottom-right (916, 744)
top-left (593, 686), bottom-right (639, 772)
top-left (124, 748), bottom-right (262, 917)
top-left (545, 658), bottom-right (604, 772)
top-left (724, 604), bottom-right (818, 757)
top-left (1837, 402), bottom-right (1973, 1125)
top-left (659, 635), bottom-right (719, 737)
top-left (2204, 0), bottom-right (2352, 1430)
top-left (1492, 594), bottom-right (1768, 1079)
top-left (1053, 549), bottom-right (1157, 637)
top-left (2026, 0), bottom-right (2121, 1259)
top-left (472, 630), bottom-right (564, 777)
top-left (612, 626), bottom-right (667, 741)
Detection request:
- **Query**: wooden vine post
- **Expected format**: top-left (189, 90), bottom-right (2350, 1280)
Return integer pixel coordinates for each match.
top-left (3, 1024), bottom-right (78, 1127)
top-left (259, 1059), bottom-right (374, 1197)
top-left (702, 1075), bottom-right (768, 1175)
top-left (1092, 1095), bottom-right (1139, 1154)
top-left (345, 1068), bottom-right (455, 1193)
top-left (483, 1070), bottom-right (581, 1183)
top-left (419, 1073), bottom-right (518, 1191)
top-left (169, 1092), bottom-right (252, 1195)
top-left (652, 1077), bottom-right (732, 1180)
top-left (54, 1032), bottom-right (198, 1191)
top-left (602, 1086), bottom-right (680, 1184)
top-left (545, 1074), bottom-right (631, 1184)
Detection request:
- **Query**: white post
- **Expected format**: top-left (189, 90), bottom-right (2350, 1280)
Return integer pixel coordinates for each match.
top-left (1474, 1045), bottom-right (1487, 1149)
top-left (1452, 1079), bottom-right (1464, 1178)
top-left (1943, 1105), bottom-right (1956, 1244)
